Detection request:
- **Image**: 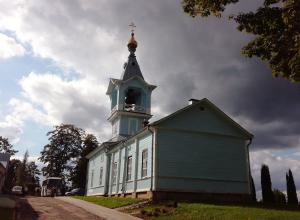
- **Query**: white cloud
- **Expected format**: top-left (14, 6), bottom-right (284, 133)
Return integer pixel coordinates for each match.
top-left (250, 149), bottom-right (300, 198)
top-left (0, 33), bottom-right (25, 59)
top-left (18, 72), bottom-right (110, 140)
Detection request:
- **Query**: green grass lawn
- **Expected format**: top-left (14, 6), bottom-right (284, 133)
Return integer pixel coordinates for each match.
top-left (72, 196), bottom-right (144, 208)
top-left (127, 203), bottom-right (300, 220)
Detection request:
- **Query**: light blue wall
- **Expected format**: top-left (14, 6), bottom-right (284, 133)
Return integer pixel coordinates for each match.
top-left (99, 131), bottom-right (153, 196)
top-left (119, 117), bottom-right (143, 136)
top-left (156, 129), bottom-right (249, 194)
top-left (154, 103), bottom-right (250, 195)
top-left (110, 88), bottom-right (117, 109)
top-left (86, 150), bottom-right (108, 196)
top-left (159, 102), bottom-right (247, 138)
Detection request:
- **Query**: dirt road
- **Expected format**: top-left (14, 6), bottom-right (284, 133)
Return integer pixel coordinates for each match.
top-left (16, 196), bottom-right (103, 220)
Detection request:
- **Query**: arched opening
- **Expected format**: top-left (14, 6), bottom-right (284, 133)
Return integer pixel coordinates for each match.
top-left (124, 87), bottom-right (145, 112)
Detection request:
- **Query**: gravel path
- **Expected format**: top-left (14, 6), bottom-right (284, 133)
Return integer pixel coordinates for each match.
top-left (16, 196), bottom-right (103, 220)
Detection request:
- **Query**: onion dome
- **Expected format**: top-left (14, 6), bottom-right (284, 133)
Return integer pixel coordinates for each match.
top-left (127, 33), bottom-right (137, 52)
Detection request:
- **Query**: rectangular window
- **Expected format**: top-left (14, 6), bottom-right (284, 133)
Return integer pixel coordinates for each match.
top-left (126, 156), bottom-right (132, 181)
top-left (100, 154), bottom-right (104, 162)
top-left (99, 167), bottom-right (103, 185)
top-left (112, 162), bottom-right (118, 184)
top-left (141, 149), bottom-right (148, 178)
top-left (90, 170), bottom-right (94, 187)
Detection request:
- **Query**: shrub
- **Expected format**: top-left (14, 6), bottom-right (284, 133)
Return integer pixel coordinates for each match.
top-left (140, 209), bottom-right (147, 215)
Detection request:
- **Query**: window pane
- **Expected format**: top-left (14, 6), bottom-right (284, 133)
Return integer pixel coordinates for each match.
top-left (112, 162), bottom-right (117, 184)
top-left (126, 156), bottom-right (132, 181)
top-left (91, 170), bottom-right (94, 187)
top-left (141, 149), bottom-right (148, 178)
top-left (99, 167), bottom-right (103, 185)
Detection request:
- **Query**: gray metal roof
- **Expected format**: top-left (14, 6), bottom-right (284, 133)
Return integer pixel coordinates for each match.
top-left (121, 53), bottom-right (144, 81)
top-left (0, 153), bottom-right (10, 168)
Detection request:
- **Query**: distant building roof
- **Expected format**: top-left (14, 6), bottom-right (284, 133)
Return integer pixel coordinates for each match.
top-left (0, 153), bottom-right (10, 168)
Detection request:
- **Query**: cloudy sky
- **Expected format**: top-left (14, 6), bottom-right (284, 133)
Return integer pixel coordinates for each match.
top-left (0, 0), bottom-right (299, 197)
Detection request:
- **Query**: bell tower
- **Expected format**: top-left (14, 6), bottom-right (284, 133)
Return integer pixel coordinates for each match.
top-left (106, 29), bottom-right (156, 141)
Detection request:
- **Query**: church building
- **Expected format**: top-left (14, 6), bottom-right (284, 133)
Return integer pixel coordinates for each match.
top-left (86, 31), bottom-right (254, 202)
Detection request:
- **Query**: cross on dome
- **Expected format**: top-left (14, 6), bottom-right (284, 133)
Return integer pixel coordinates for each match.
top-left (129, 22), bottom-right (136, 34)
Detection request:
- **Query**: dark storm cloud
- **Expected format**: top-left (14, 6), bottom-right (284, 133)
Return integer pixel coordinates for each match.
top-left (7, 0), bottom-right (299, 150)
top-left (109, 0), bottom-right (300, 150)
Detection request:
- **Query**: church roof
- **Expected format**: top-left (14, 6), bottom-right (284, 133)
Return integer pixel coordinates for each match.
top-left (121, 53), bottom-right (144, 81)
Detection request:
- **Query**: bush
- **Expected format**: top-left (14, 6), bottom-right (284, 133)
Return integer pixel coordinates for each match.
top-left (140, 209), bottom-right (147, 215)
top-left (162, 208), bottom-right (168, 213)
top-left (154, 208), bottom-right (161, 213)
top-left (273, 189), bottom-right (286, 205)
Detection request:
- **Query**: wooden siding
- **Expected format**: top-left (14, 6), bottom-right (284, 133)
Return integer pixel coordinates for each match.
top-left (156, 129), bottom-right (249, 194)
top-left (87, 131), bottom-right (153, 196)
top-left (87, 150), bottom-right (108, 196)
top-left (158, 102), bottom-right (248, 138)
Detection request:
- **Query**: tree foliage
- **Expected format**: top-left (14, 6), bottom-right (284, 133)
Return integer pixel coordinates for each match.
top-left (0, 136), bottom-right (18, 156)
top-left (273, 189), bottom-right (287, 205)
top-left (286, 169), bottom-right (298, 205)
top-left (16, 150), bottom-right (29, 186)
top-left (9, 151), bottom-right (41, 194)
top-left (4, 159), bottom-right (21, 192)
top-left (250, 175), bottom-right (257, 202)
top-left (39, 124), bottom-right (84, 179)
top-left (182, 0), bottom-right (300, 82)
top-left (70, 134), bottom-right (99, 188)
top-left (261, 164), bottom-right (274, 203)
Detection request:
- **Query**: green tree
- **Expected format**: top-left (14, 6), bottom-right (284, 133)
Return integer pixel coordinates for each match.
top-left (286, 169), bottom-right (298, 205)
top-left (39, 124), bottom-right (84, 180)
top-left (25, 161), bottom-right (41, 194)
top-left (250, 175), bottom-right (257, 202)
top-left (261, 164), bottom-right (274, 203)
top-left (16, 150), bottom-right (29, 187)
top-left (70, 134), bottom-right (99, 188)
top-left (0, 136), bottom-right (18, 156)
top-left (273, 189), bottom-right (286, 205)
top-left (182, 0), bottom-right (300, 82)
top-left (4, 159), bottom-right (21, 192)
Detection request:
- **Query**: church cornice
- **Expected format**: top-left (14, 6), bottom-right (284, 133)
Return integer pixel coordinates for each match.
top-left (106, 76), bottom-right (156, 95)
top-left (107, 109), bottom-right (152, 122)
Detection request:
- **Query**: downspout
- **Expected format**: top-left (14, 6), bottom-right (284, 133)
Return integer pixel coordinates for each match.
top-left (148, 126), bottom-right (155, 192)
top-left (246, 138), bottom-right (253, 194)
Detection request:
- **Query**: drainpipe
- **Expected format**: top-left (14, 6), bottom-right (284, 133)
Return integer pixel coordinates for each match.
top-left (246, 138), bottom-right (253, 194)
top-left (147, 126), bottom-right (155, 192)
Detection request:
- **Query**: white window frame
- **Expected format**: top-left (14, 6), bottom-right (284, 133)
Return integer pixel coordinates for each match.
top-left (141, 149), bottom-right (148, 178)
top-left (126, 156), bottom-right (132, 181)
top-left (100, 154), bottom-right (104, 162)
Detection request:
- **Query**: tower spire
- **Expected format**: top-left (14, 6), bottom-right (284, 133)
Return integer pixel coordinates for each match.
top-left (121, 23), bottom-right (143, 80)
